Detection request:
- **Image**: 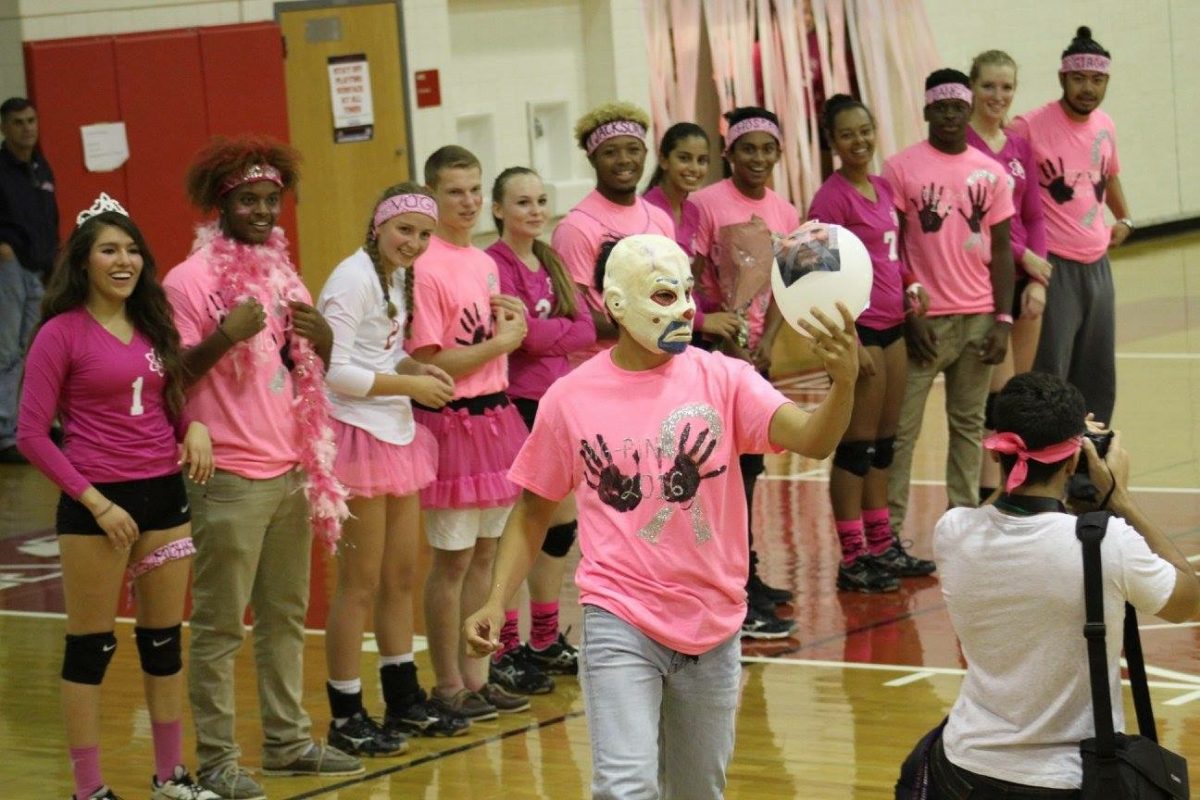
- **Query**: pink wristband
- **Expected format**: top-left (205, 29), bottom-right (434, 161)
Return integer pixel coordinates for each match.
top-left (995, 313), bottom-right (1014, 325)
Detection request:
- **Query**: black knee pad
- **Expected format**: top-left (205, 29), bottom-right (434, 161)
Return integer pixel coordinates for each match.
top-left (984, 391), bottom-right (999, 431)
top-left (833, 440), bottom-right (875, 477)
top-left (62, 632), bottom-right (117, 685)
top-left (541, 521), bottom-right (578, 558)
top-left (135, 624), bottom-right (183, 677)
top-left (872, 437), bottom-right (896, 470)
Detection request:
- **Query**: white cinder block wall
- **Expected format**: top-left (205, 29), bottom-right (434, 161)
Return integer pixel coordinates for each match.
top-left (1, 0), bottom-right (1196, 224)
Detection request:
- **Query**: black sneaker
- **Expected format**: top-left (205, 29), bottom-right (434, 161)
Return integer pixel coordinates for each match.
top-left (836, 557), bottom-right (900, 593)
top-left (329, 710), bottom-right (408, 757)
top-left (740, 605), bottom-right (795, 639)
top-left (873, 539), bottom-right (937, 577)
top-left (747, 572), bottom-right (794, 604)
top-left (383, 689), bottom-right (470, 738)
top-left (490, 650), bottom-right (555, 695)
top-left (522, 632), bottom-right (579, 675)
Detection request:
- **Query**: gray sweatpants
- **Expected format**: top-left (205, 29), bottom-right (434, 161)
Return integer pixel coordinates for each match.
top-left (1033, 253), bottom-right (1116, 422)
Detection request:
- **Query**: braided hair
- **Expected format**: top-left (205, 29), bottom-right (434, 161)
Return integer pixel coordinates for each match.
top-left (491, 166), bottom-right (577, 318)
top-left (363, 182), bottom-right (433, 339)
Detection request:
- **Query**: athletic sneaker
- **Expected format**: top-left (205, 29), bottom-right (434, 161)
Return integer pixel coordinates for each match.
top-left (261, 742), bottom-right (364, 777)
top-left (383, 689), bottom-right (470, 738)
top-left (490, 650), bottom-right (555, 695)
top-left (197, 764), bottom-right (265, 800)
top-left (433, 688), bottom-right (498, 721)
top-left (72, 788), bottom-right (122, 800)
top-left (479, 682), bottom-right (531, 713)
top-left (873, 539), bottom-right (937, 577)
top-left (522, 632), bottom-right (579, 675)
top-left (740, 604), bottom-right (795, 639)
top-left (836, 557), bottom-right (901, 593)
top-left (747, 572), bottom-right (794, 604)
top-left (150, 766), bottom-right (221, 799)
top-left (328, 710), bottom-right (408, 757)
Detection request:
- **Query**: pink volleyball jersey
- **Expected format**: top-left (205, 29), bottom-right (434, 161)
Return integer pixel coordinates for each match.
top-left (691, 178), bottom-right (801, 346)
top-left (1008, 101), bottom-right (1120, 264)
top-left (164, 247), bottom-right (309, 479)
top-left (18, 308), bottom-right (180, 498)
top-left (509, 346), bottom-right (791, 655)
top-left (487, 240), bottom-right (595, 401)
top-left (551, 190), bottom-right (674, 366)
top-left (965, 126), bottom-right (1047, 268)
top-left (807, 172), bottom-right (906, 330)
top-left (405, 235), bottom-right (507, 400)
top-left (643, 185), bottom-right (701, 259)
top-left (883, 141), bottom-right (1014, 317)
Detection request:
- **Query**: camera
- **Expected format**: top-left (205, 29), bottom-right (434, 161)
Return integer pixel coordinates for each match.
top-left (1067, 430), bottom-right (1114, 502)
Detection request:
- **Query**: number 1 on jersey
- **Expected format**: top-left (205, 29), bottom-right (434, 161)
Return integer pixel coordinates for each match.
top-left (130, 376), bottom-right (145, 416)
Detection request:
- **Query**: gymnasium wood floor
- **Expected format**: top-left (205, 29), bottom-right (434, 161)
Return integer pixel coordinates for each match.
top-left (1, 233), bottom-right (1198, 799)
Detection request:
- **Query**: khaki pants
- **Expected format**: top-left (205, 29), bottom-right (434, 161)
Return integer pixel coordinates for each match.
top-left (186, 468), bottom-right (313, 771)
top-left (888, 314), bottom-right (995, 536)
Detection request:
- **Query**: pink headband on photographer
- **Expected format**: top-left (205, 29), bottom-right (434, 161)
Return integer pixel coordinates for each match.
top-left (1060, 53), bottom-right (1110, 74)
top-left (984, 432), bottom-right (1083, 492)
top-left (924, 83), bottom-right (974, 107)
top-left (585, 120), bottom-right (647, 155)
top-left (373, 193), bottom-right (438, 231)
top-left (219, 163), bottom-right (284, 196)
top-left (724, 117), bottom-right (782, 155)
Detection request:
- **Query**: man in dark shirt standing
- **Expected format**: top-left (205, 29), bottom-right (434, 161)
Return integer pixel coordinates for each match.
top-left (0, 97), bottom-right (59, 463)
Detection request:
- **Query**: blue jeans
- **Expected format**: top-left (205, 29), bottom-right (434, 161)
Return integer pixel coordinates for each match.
top-left (0, 257), bottom-right (43, 448)
top-left (580, 605), bottom-right (741, 800)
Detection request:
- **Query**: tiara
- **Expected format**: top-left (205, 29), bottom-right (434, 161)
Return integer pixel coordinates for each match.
top-left (75, 192), bottom-right (129, 226)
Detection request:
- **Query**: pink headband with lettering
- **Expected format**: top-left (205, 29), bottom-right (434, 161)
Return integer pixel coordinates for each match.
top-left (219, 164), bottom-right (284, 196)
top-left (724, 117), bottom-right (782, 155)
top-left (984, 432), bottom-right (1082, 492)
top-left (1060, 53), bottom-right (1110, 74)
top-left (585, 120), bottom-right (648, 155)
top-left (924, 83), bottom-right (974, 107)
top-left (373, 193), bottom-right (438, 231)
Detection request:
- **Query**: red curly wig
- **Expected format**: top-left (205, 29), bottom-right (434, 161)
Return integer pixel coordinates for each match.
top-left (185, 134), bottom-right (301, 212)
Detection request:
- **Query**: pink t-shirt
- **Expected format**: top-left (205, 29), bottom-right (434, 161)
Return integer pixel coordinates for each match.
top-left (691, 178), bottom-right (801, 346)
top-left (643, 185), bottom-right (700, 259)
top-left (164, 247), bottom-right (309, 479)
top-left (966, 126), bottom-right (1047, 268)
top-left (551, 190), bottom-right (674, 367)
top-left (18, 308), bottom-right (180, 498)
top-left (406, 235), bottom-right (507, 399)
top-left (1009, 102), bottom-right (1120, 264)
top-left (488, 240), bottom-right (595, 401)
top-left (509, 347), bottom-right (791, 654)
top-left (807, 173), bottom-right (906, 330)
top-left (883, 141), bottom-right (1014, 317)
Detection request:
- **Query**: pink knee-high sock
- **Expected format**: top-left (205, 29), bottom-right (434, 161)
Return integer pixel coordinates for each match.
top-left (69, 745), bottom-right (103, 800)
top-left (496, 609), bottom-right (521, 659)
top-left (151, 719), bottom-right (183, 784)
top-left (834, 519), bottom-right (866, 565)
top-left (863, 507), bottom-right (894, 556)
top-left (529, 601), bottom-right (560, 651)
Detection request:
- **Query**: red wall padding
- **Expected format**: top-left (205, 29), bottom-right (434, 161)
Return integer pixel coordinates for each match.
top-left (24, 22), bottom-right (294, 274)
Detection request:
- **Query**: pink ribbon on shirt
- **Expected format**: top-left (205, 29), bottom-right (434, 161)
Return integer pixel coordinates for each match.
top-left (984, 432), bottom-right (1082, 492)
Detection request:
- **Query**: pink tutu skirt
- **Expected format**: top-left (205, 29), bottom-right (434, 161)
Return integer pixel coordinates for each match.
top-left (413, 394), bottom-right (527, 509)
top-left (332, 419), bottom-right (438, 499)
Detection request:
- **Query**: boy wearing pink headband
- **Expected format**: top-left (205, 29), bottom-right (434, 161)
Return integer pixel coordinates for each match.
top-left (883, 69), bottom-right (1015, 554)
top-left (1008, 26), bottom-right (1130, 424)
top-left (896, 371), bottom-right (1199, 795)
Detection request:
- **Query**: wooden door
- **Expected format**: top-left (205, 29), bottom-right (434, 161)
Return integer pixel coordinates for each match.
top-left (279, 1), bottom-right (411, 296)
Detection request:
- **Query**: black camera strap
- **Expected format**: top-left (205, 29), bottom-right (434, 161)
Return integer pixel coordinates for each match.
top-left (1076, 511), bottom-right (1159, 783)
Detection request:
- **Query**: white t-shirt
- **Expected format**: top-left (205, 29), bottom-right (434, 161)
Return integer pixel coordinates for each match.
top-left (318, 248), bottom-right (415, 445)
top-left (935, 505), bottom-right (1176, 789)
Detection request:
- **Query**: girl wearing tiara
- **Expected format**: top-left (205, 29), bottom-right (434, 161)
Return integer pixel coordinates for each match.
top-left (18, 195), bottom-right (215, 800)
top-left (318, 183), bottom-right (469, 752)
top-left (484, 167), bottom-right (595, 693)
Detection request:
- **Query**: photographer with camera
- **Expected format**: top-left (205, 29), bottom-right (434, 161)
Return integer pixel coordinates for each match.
top-left (896, 372), bottom-right (1198, 798)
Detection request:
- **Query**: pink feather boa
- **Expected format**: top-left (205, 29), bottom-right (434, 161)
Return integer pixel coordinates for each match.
top-left (191, 223), bottom-right (349, 551)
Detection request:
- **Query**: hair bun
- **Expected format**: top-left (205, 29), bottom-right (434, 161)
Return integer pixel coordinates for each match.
top-left (1075, 25), bottom-right (1092, 39)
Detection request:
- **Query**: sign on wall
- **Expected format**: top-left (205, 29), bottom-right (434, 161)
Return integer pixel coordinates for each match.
top-left (327, 53), bottom-right (374, 143)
